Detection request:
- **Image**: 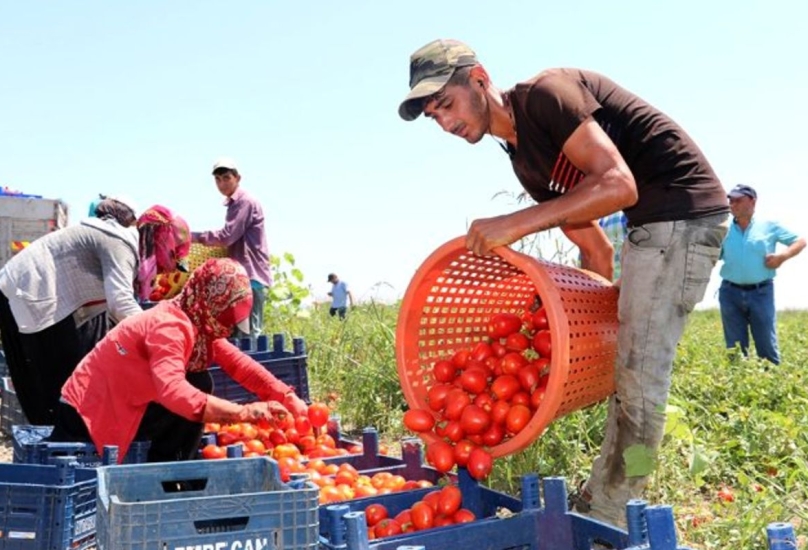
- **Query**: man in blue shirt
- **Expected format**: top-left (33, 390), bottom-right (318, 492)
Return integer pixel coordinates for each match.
top-left (327, 273), bottom-right (354, 319)
top-left (719, 184), bottom-right (805, 364)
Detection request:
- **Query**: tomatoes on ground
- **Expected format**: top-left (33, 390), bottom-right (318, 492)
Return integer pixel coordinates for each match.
top-left (489, 312), bottom-right (522, 339)
top-left (403, 409), bottom-right (435, 433)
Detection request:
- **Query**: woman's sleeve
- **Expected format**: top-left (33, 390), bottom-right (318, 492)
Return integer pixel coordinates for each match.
top-left (144, 315), bottom-right (209, 421)
top-left (212, 339), bottom-right (295, 402)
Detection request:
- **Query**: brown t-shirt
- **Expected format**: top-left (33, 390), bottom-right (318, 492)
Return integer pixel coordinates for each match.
top-left (506, 68), bottom-right (728, 226)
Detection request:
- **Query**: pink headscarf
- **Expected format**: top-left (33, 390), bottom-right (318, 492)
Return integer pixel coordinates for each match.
top-left (136, 205), bottom-right (191, 301)
top-left (171, 258), bottom-right (253, 372)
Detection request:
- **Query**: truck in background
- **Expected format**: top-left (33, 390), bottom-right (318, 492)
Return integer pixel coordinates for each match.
top-left (0, 192), bottom-right (69, 269)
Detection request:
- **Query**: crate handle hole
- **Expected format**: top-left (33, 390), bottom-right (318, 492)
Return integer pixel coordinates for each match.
top-left (193, 516), bottom-right (249, 534)
top-left (160, 478), bottom-right (208, 493)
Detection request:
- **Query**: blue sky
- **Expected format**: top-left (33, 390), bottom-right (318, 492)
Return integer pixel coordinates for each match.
top-left (2, 0), bottom-right (806, 308)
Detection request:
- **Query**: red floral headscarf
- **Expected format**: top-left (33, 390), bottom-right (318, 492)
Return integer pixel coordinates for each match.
top-left (136, 205), bottom-right (192, 301)
top-left (171, 258), bottom-right (253, 372)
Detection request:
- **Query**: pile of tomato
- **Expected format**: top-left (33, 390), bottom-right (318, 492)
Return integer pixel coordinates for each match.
top-left (403, 306), bottom-right (552, 480)
top-left (198, 401), bottom-right (441, 505)
top-left (362, 484), bottom-right (476, 539)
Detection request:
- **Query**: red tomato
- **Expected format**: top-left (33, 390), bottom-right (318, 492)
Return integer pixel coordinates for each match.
top-left (491, 375), bottom-right (521, 401)
top-left (374, 518), bottom-right (403, 538)
top-left (532, 307), bottom-right (549, 331)
top-left (268, 429), bottom-right (287, 446)
top-left (470, 341), bottom-right (494, 362)
top-left (490, 399), bottom-right (511, 425)
top-left (294, 415), bottom-right (312, 436)
top-left (427, 441), bottom-right (456, 473)
top-left (459, 369), bottom-right (488, 395)
top-left (717, 487), bottom-right (735, 503)
top-left (481, 422), bottom-right (505, 446)
top-left (511, 391), bottom-right (531, 408)
top-left (426, 383), bottom-right (454, 412)
top-left (517, 364), bottom-right (541, 393)
top-left (451, 349), bottom-right (471, 369)
top-left (505, 404), bottom-right (532, 435)
top-left (530, 386), bottom-right (546, 410)
top-left (364, 503), bottom-right (389, 527)
top-left (284, 428), bottom-right (301, 445)
top-left (439, 420), bottom-right (465, 443)
top-left (453, 439), bottom-right (476, 468)
top-left (200, 444), bottom-right (226, 460)
top-left (403, 409), bottom-right (436, 433)
top-left (499, 352), bottom-right (528, 375)
top-left (466, 448), bottom-right (494, 481)
top-left (443, 389), bottom-right (472, 421)
top-left (532, 330), bottom-right (552, 358)
top-left (504, 332), bottom-right (530, 352)
top-left (308, 402), bottom-right (330, 429)
top-left (244, 439), bottom-right (267, 455)
top-left (454, 509), bottom-right (476, 523)
top-left (489, 312), bottom-right (522, 339)
top-left (490, 341), bottom-right (508, 358)
top-left (433, 359), bottom-right (457, 383)
top-left (437, 485), bottom-right (463, 517)
top-left (459, 405), bottom-right (491, 435)
top-left (473, 392), bottom-right (494, 412)
top-left (433, 515), bottom-right (455, 528)
top-left (410, 501), bottom-right (435, 531)
top-left (422, 490), bottom-right (443, 513)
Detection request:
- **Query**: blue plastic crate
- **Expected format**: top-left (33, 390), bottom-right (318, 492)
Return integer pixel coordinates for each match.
top-left (324, 476), bottom-right (646, 550)
top-left (95, 456), bottom-right (320, 550)
top-left (1, 376), bottom-right (28, 436)
top-left (321, 469), bottom-right (538, 550)
top-left (209, 333), bottom-right (311, 404)
top-left (12, 425), bottom-right (151, 467)
top-left (0, 457), bottom-right (97, 550)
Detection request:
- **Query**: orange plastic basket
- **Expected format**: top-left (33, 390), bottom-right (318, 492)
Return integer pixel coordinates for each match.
top-left (395, 236), bottom-right (619, 458)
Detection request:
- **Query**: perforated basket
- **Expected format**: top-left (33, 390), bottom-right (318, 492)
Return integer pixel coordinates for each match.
top-left (152, 243), bottom-right (228, 299)
top-left (395, 236), bottom-right (619, 457)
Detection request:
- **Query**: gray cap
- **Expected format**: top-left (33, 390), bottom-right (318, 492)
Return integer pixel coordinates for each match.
top-left (727, 184), bottom-right (757, 200)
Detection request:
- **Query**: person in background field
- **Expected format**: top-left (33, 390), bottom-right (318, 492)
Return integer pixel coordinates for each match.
top-left (0, 199), bottom-right (191, 426)
top-left (327, 273), bottom-right (354, 319)
top-left (53, 258), bottom-right (308, 463)
top-left (718, 184), bottom-right (805, 364)
top-left (399, 39), bottom-right (729, 528)
top-left (192, 157), bottom-right (271, 340)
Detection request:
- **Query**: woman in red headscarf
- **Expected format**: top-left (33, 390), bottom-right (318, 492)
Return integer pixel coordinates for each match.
top-left (53, 258), bottom-right (307, 463)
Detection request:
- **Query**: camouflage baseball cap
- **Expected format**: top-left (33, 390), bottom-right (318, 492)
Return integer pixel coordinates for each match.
top-left (398, 39), bottom-right (478, 121)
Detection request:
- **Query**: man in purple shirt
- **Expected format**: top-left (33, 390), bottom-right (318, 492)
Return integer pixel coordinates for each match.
top-left (192, 157), bottom-right (272, 339)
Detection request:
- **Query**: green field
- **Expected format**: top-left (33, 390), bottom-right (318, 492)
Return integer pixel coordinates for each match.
top-left (272, 302), bottom-right (807, 549)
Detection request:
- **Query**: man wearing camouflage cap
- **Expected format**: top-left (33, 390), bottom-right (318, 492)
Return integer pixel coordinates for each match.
top-left (400, 39), bottom-right (730, 528)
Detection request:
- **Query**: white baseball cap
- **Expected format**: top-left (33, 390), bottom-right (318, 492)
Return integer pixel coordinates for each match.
top-left (212, 157), bottom-right (238, 174)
